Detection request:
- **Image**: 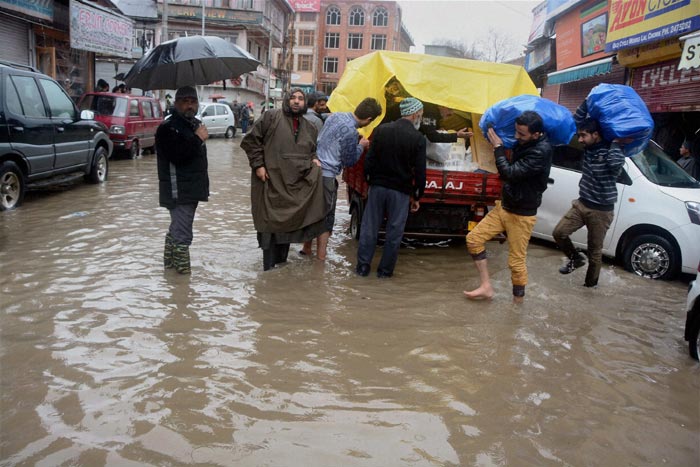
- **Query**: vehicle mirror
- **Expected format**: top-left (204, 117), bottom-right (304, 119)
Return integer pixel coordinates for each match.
top-left (202, 111), bottom-right (209, 117)
top-left (80, 109), bottom-right (95, 120)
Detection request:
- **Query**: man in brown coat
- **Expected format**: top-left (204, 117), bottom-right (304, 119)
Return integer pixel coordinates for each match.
top-left (240, 88), bottom-right (326, 270)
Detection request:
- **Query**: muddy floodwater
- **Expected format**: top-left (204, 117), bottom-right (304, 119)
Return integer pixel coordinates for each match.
top-left (1, 138), bottom-right (698, 466)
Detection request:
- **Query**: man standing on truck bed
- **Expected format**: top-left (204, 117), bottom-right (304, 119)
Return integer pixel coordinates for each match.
top-left (356, 97), bottom-right (426, 278)
top-left (464, 111), bottom-right (552, 303)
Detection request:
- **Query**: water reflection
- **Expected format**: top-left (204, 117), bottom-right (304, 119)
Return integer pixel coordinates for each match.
top-left (0, 139), bottom-right (697, 466)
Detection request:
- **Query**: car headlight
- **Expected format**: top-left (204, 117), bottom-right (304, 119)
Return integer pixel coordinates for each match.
top-left (686, 201), bottom-right (700, 225)
top-left (109, 125), bottom-right (125, 135)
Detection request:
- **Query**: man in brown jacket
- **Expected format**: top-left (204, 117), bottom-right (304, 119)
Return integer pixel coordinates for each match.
top-left (240, 88), bottom-right (326, 270)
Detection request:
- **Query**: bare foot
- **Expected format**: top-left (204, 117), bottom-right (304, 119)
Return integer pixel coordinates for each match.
top-left (512, 295), bottom-right (524, 304)
top-left (463, 284), bottom-right (494, 300)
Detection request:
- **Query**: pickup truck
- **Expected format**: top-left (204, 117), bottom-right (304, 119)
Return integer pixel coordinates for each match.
top-left (328, 51), bottom-right (537, 238)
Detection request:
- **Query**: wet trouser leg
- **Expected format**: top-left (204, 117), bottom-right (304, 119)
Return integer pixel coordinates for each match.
top-left (503, 210), bottom-right (537, 292)
top-left (583, 207), bottom-right (614, 287)
top-left (553, 200), bottom-right (585, 258)
top-left (168, 203), bottom-right (198, 246)
top-left (376, 188), bottom-right (410, 277)
top-left (274, 243), bottom-right (290, 264)
top-left (357, 186), bottom-right (398, 275)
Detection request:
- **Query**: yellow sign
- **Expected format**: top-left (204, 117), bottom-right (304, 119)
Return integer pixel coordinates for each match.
top-left (606, 0), bottom-right (700, 52)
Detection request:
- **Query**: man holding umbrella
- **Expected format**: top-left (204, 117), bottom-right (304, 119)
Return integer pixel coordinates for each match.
top-left (156, 86), bottom-right (210, 274)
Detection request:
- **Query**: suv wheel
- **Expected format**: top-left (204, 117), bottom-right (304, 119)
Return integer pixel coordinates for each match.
top-left (86, 147), bottom-right (109, 184)
top-left (623, 233), bottom-right (678, 280)
top-left (0, 161), bottom-right (25, 211)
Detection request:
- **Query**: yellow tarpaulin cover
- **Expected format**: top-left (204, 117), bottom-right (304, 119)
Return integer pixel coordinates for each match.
top-left (327, 51), bottom-right (539, 136)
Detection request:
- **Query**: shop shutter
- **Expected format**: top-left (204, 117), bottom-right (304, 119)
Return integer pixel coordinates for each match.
top-left (631, 58), bottom-right (700, 112)
top-left (556, 63), bottom-right (626, 112)
top-left (0, 15), bottom-right (30, 65)
top-left (542, 83), bottom-right (560, 102)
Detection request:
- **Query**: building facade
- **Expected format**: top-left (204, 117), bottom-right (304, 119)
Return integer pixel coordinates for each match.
top-left (525, 0), bottom-right (700, 156)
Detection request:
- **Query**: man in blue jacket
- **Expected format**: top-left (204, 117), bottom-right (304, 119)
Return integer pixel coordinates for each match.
top-left (356, 97), bottom-right (426, 278)
top-left (465, 111), bottom-right (552, 303)
top-left (156, 86), bottom-right (209, 274)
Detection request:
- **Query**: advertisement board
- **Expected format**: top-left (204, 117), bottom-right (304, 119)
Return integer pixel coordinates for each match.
top-left (70, 0), bottom-right (133, 58)
top-left (555, 0), bottom-right (611, 70)
top-left (289, 0), bottom-right (320, 13)
top-left (606, 0), bottom-right (700, 52)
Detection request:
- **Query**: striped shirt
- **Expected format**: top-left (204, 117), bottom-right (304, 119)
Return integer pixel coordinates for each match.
top-left (316, 112), bottom-right (363, 177)
top-left (579, 141), bottom-right (625, 211)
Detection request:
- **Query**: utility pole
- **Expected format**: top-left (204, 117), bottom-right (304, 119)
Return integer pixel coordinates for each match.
top-left (162, 0), bottom-right (168, 43)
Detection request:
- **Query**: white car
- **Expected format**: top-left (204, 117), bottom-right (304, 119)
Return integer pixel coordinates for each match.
top-left (197, 103), bottom-right (236, 138)
top-left (532, 141), bottom-right (700, 280)
top-left (684, 262), bottom-right (700, 360)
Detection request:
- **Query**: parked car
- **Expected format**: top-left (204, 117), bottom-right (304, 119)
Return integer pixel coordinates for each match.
top-left (197, 103), bottom-right (236, 138)
top-left (531, 141), bottom-right (700, 280)
top-left (79, 92), bottom-right (163, 158)
top-left (684, 262), bottom-right (700, 360)
top-left (0, 61), bottom-right (113, 211)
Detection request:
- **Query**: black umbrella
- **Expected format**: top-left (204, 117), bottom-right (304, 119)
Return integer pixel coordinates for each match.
top-left (123, 35), bottom-right (260, 91)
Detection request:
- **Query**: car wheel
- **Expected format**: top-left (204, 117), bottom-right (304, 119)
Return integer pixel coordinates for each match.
top-left (87, 147), bottom-right (109, 184)
top-left (350, 203), bottom-right (362, 240)
top-left (689, 318), bottom-right (700, 361)
top-left (129, 140), bottom-right (140, 159)
top-left (622, 233), bottom-right (678, 280)
top-left (0, 161), bottom-right (25, 211)
top-left (225, 126), bottom-right (235, 138)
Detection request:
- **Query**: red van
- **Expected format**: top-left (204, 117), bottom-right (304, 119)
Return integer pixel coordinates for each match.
top-left (79, 92), bottom-right (163, 158)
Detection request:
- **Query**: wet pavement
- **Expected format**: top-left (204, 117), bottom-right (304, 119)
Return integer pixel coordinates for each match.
top-left (1, 137), bottom-right (698, 466)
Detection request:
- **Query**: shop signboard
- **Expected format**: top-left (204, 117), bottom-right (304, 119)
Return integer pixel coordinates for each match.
top-left (0, 0), bottom-right (53, 21)
top-left (606, 0), bottom-right (700, 53)
top-left (555, 0), bottom-right (612, 70)
top-left (70, 0), bottom-right (133, 58)
top-left (289, 0), bottom-right (321, 13)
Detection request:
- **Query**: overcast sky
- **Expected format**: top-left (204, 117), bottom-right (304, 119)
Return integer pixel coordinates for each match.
top-left (397, 0), bottom-right (541, 57)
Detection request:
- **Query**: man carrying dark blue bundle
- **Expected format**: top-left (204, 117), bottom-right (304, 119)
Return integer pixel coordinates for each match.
top-left (553, 114), bottom-right (626, 288)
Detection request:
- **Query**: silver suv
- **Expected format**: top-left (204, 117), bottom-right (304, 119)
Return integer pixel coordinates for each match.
top-left (0, 61), bottom-right (113, 210)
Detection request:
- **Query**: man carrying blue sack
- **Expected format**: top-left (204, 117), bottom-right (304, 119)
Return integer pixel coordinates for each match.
top-left (553, 105), bottom-right (626, 288)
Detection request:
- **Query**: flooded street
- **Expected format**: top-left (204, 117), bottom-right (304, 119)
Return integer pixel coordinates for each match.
top-left (1, 138), bottom-right (698, 466)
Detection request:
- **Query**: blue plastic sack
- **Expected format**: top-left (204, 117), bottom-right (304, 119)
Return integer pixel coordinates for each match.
top-left (479, 95), bottom-right (576, 148)
top-left (583, 84), bottom-right (654, 156)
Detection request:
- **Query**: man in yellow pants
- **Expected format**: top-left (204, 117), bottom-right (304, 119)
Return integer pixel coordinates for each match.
top-left (464, 111), bottom-right (552, 303)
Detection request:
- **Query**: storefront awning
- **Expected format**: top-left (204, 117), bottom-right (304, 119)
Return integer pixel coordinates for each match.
top-left (546, 57), bottom-right (613, 85)
top-left (679, 31), bottom-right (700, 71)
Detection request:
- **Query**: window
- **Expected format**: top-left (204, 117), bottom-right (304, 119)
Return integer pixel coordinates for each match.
top-left (371, 34), bottom-right (387, 50)
top-left (152, 101), bottom-right (162, 118)
top-left (321, 81), bottom-right (336, 96)
top-left (326, 6), bottom-right (340, 25)
top-left (297, 54), bottom-right (312, 71)
top-left (348, 33), bottom-right (363, 50)
top-left (373, 7), bottom-right (388, 26)
top-left (216, 105), bottom-right (230, 116)
top-left (323, 57), bottom-right (338, 74)
top-left (325, 32), bottom-right (340, 49)
top-left (129, 100), bottom-right (140, 117)
top-left (349, 6), bottom-right (364, 26)
top-left (299, 12), bottom-right (315, 22)
top-left (236, 0), bottom-right (253, 8)
top-left (7, 76), bottom-right (46, 117)
top-left (38, 78), bottom-right (75, 119)
top-left (142, 101), bottom-right (153, 118)
top-left (299, 30), bottom-right (315, 47)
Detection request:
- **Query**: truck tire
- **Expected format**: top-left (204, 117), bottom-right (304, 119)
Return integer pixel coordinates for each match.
top-left (350, 204), bottom-right (361, 240)
top-left (129, 140), bottom-right (140, 159)
top-left (0, 161), bottom-right (25, 211)
top-left (622, 233), bottom-right (678, 280)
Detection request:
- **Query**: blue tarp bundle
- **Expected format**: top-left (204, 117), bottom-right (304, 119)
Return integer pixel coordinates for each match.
top-left (479, 95), bottom-right (576, 148)
top-left (582, 84), bottom-right (654, 156)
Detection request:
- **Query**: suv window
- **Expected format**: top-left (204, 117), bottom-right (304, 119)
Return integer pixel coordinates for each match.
top-left (39, 78), bottom-right (76, 119)
top-left (129, 99), bottom-right (140, 117)
top-left (142, 101), bottom-right (153, 118)
top-left (152, 100), bottom-right (162, 118)
top-left (9, 75), bottom-right (47, 118)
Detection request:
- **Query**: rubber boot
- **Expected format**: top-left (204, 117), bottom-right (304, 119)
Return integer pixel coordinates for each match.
top-left (262, 248), bottom-right (276, 271)
top-left (164, 233), bottom-right (174, 269)
top-left (559, 251), bottom-right (586, 274)
top-left (172, 243), bottom-right (191, 274)
top-left (274, 243), bottom-right (290, 264)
